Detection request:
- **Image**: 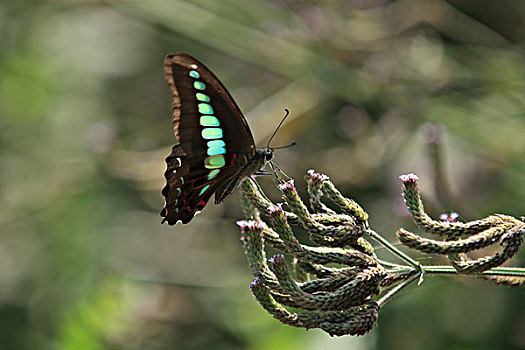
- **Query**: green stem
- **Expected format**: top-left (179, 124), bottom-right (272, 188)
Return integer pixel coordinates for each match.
top-left (377, 264), bottom-right (525, 306)
top-left (368, 229), bottom-right (420, 269)
top-left (378, 260), bottom-right (406, 269)
top-left (377, 272), bottom-right (421, 307)
top-left (386, 264), bottom-right (525, 277)
top-left (422, 265), bottom-right (525, 277)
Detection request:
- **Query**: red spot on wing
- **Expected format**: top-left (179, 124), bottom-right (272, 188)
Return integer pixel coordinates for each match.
top-left (230, 154), bottom-right (237, 166)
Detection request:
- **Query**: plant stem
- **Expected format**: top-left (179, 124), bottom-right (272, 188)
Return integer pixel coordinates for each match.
top-left (377, 272), bottom-right (421, 307)
top-left (368, 229), bottom-right (420, 268)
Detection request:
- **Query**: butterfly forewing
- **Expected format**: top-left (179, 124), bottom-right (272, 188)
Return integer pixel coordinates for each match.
top-left (161, 54), bottom-right (258, 225)
top-left (164, 54), bottom-right (256, 154)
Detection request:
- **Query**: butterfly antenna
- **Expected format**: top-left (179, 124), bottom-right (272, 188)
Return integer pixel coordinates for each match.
top-left (272, 140), bottom-right (296, 150)
top-left (266, 108), bottom-right (290, 149)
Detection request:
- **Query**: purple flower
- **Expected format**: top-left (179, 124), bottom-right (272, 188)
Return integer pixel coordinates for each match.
top-left (278, 180), bottom-right (295, 191)
top-left (399, 173), bottom-right (419, 183)
top-left (269, 254), bottom-right (285, 265)
top-left (307, 169), bottom-right (329, 182)
top-left (439, 212), bottom-right (459, 222)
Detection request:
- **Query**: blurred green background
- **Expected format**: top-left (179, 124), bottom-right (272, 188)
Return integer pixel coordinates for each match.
top-left (1, 0), bottom-right (525, 349)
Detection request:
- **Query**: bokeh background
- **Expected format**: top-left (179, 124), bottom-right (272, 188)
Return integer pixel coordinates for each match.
top-left (1, 0), bottom-right (525, 349)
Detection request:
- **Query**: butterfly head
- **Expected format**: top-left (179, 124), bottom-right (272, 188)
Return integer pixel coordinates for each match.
top-left (265, 149), bottom-right (274, 162)
top-left (254, 148), bottom-right (274, 168)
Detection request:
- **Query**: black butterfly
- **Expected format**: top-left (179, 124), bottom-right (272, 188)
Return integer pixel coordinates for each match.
top-left (161, 53), bottom-right (274, 225)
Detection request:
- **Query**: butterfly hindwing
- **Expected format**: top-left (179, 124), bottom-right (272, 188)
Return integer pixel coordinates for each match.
top-left (161, 145), bottom-right (246, 224)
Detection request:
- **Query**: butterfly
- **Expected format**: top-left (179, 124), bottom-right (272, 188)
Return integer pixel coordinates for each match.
top-left (160, 53), bottom-right (274, 225)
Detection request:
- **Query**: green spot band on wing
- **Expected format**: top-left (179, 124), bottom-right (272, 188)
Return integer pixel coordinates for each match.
top-left (200, 115), bottom-right (220, 127)
top-left (199, 184), bottom-right (210, 195)
top-left (196, 93), bottom-right (210, 102)
top-left (194, 81), bottom-right (205, 90)
top-left (207, 146), bottom-right (226, 156)
top-left (207, 140), bottom-right (225, 148)
top-left (205, 155), bottom-right (225, 169)
top-left (202, 128), bottom-right (223, 139)
top-left (207, 169), bottom-right (220, 180)
top-left (198, 103), bottom-right (214, 114)
top-left (189, 70), bottom-right (200, 78)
